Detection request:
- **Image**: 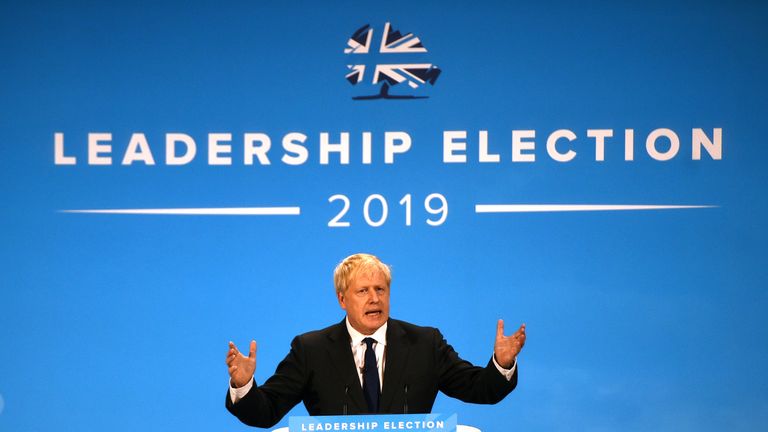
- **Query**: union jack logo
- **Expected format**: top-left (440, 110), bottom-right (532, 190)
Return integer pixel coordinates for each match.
top-left (345, 22), bottom-right (441, 100)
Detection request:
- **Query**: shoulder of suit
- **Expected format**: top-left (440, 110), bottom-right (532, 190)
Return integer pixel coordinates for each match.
top-left (292, 320), bottom-right (346, 345)
top-left (389, 318), bottom-right (442, 340)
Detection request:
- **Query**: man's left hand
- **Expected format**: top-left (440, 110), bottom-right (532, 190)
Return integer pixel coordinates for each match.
top-left (494, 320), bottom-right (526, 369)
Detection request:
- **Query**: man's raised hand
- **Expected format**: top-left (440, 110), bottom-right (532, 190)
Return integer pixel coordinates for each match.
top-left (493, 320), bottom-right (526, 369)
top-left (226, 340), bottom-right (257, 388)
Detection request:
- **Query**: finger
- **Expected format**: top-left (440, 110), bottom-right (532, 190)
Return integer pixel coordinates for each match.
top-left (228, 365), bottom-right (238, 375)
top-left (496, 319), bottom-right (505, 340)
top-left (226, 344), bottom-right (237, 364)
top-left (230, 341), bottom-right (240, 356)
top-left (249, 340), bottom-right (257, 359)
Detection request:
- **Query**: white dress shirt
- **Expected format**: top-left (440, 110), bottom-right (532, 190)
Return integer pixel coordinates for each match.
top-left (345, 317), bottom-right (387, 390)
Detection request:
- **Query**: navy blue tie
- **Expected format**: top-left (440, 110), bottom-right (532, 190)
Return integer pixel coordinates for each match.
top-left (362, 337), bottom-right (380, 412)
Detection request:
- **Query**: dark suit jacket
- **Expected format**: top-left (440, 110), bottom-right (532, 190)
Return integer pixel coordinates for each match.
top-left (225, 318), bottom-right (518, 428)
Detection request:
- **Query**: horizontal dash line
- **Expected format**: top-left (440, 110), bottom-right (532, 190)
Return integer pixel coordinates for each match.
top-left (475, 204), bottom-right (717, 213)
top-left (59, 207), bottom-right (301, 216)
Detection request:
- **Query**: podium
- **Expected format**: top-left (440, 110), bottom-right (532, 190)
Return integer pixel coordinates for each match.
top-left (268, 414), bottom-right (481, 432)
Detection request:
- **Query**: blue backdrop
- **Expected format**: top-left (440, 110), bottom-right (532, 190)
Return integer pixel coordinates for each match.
top-left (1, 1), bottom-right (767, 431)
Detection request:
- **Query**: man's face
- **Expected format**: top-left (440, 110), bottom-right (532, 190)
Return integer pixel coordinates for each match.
top-left (337, 270), bottom-right (390, 335)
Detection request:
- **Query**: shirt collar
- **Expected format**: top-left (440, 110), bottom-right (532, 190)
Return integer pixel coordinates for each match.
top-left (345, 317), bottom-right (388, 347)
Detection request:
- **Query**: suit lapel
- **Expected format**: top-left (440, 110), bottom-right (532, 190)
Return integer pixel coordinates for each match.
top-left (326, 319), bottom-right (368, 412)
top-left (380, 319), bottom-right (410, 413)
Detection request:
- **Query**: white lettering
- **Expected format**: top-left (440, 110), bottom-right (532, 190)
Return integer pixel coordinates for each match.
top-left (512, 130), bottom-right (536, 162)
top-left (244, 133), bottom-right (271, 165)
top-left (88, 133), bottom-right (112, 165)
top-left (384, 132), bottom-right (411, 164)
top-left (625, 129), bottom-right (635, 161)
top-left (51, 128), bottom-right (722, 167)
top-left (443, 130), bottom-right (466, 163)
top-left (282, 132), bottom-right (308, 165)
top-left (546, 129), bottom-right (577, 162)
top-left (479, 130), bottom-right (500, 162)
top-left (54, 132), bottom-right (76, 165)
top-left (165, 133), bottom-right (196, 165)
top-left (692, 128), bottom-right (722, 160)
top-left (587, 129), bottom-right (612, 162)
top-left (122, 133), bottom-right (155, 165)
top-left (646, 128), bottom-right (680, 161)
top-left (320, 132), bottom-right (349, 165)
top-left (208, 133), bottom-right (232, 165)
top-left (362, 131), bottom-right (372, 164)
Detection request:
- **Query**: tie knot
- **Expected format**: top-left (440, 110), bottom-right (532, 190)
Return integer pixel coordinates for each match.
top-left (363, 337), bottom-right (376, 348)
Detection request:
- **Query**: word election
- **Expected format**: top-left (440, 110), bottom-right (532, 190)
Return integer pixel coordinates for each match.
top-left (53, 128), bottom-right (722, 166)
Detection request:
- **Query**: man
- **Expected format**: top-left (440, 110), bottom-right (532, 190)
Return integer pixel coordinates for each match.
top-left (225, 253), bottom-right (526, 428)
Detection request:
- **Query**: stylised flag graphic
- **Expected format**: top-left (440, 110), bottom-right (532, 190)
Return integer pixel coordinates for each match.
top-left (345, 22), bottom-right (441, 100)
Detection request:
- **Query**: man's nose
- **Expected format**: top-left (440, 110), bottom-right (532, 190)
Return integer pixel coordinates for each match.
top-left (368, 290), bottom-right (380, 303)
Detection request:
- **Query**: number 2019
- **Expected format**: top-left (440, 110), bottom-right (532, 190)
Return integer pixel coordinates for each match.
top-left (328, 193), bottom-right (448, 227)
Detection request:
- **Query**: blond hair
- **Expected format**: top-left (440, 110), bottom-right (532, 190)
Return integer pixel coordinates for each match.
top-left (333, 253), bottom-right (391, 296)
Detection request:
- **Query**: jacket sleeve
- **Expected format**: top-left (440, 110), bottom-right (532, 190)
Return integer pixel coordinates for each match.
top-left (225, 336), bottom-right (308, 428)
top-left (434, 328), bottom-right (518, 404)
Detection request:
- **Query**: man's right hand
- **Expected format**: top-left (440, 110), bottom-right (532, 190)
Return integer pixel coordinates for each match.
top-left (226, 340), bottom-right (257, 388)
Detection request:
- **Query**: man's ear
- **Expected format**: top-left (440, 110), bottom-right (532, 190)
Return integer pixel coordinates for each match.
top-left (337, 291), bottom-right (346, 309)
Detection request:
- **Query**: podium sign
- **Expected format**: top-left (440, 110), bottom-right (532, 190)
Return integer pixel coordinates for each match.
top-left (288, 413), bottom-right (458, 432)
